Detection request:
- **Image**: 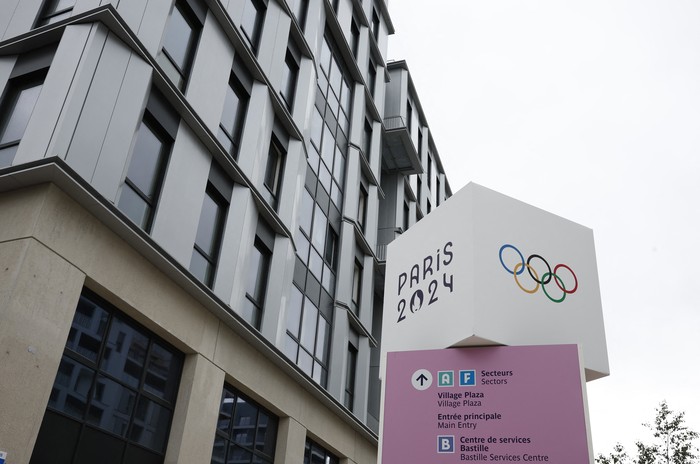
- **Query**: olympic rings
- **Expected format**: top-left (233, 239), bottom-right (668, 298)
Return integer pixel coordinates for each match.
top-left (498, 244), bottom-right (578, 304)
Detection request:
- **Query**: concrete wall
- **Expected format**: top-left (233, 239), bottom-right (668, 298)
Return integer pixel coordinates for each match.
top-left (0, 183), bottom-right (377, 463)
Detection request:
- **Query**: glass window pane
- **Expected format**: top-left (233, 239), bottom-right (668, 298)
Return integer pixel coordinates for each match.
top-left (212, 435), bottom-right (227, 463)
top-left (0, 83), bottom-right (42, 144)
top-left (220, 85), bottom-right (241, 137)
top-left (300, 189), bottom-right (314, 234)
top-left (320, 124), bottom-right (334, 166)
top-left (228, 444), bottom-right (252, 464)
top-left (101, 318), bottom-right (149, 389)
top-left (314, 318), bottom-right (328, 360)
top-left (195, 191), bottom-right (224, 257)
top-left (241, 0), bottom-right (264, 50)
top-left (66, 297), bottom-right (109, 362)
top-left (118, 184), bottom-right (150, 229)
top-left (297, 349), bottom-right (313, 376)
top-left (48, 358), bottom-right (95, 420)
top-left (310, 108), bottom-right (323, 149)
top-left (300, 300), bottom-right (317, 350)
top-left (125, 121), bottom-right (165, 199)
top-left (232, 397), bottom-right (257, 447)
top-left (255, 411), bottom-right (277, 457)
top-left (144, 343), bottom-right (179, 402)
top-left (286, 286), bottom-right (303, 335)
top-left (296, 231), bottom-right (310, 263)
top-left (310, 205), bottom-right (326, 251)
top-left (130, 396), bottom-right (172, 452)
top-left (162, 4), bottom-right (195, 71)
top-left (309, 249), bottom-right (323, 281)
top-left (0, 145), bottom-right (18, 168)
top-left (283, 334), bottom-right (298, 361)
top-left (217, 126), bottom-right (234, 153)
top-left (190, 248), bottom-right (213, 285)
top-left (318, 163), bottom-right (332, 193)
top-left (87, 375), bottom-right (135, 437)
top-left (217, 389), bottom-right (236, 434)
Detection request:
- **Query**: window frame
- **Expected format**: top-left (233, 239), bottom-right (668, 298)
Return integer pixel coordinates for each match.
top-left (241, 0), bottom-right (267, 53)
top-left (0, 70), bottom-right (46, 168)
top-left (190, 183), bottom-right (228, 288)
top-left (35, 0), bottom-right (76, 27)
top-left (243, 236), bottom-right (272, 329)
top-left (118, 111), bottom-right (173, 233)
top-left (158, 0), bottom-right (204, 90)
top-left (263, 135), bottom-right (285, 206)
top-left (212, 383), bottom-right (278, 464)
top-left (31, 289), bottom-right (184, 463)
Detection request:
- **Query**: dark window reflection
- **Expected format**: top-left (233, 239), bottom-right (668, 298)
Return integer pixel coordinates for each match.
top-left (211, 385), bottom-right (277, 464)
top-left (33, 290), bottom-right (183, 464)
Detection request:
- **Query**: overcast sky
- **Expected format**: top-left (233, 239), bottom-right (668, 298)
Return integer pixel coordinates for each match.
top-left (387, 0), bottom-right (700, 455)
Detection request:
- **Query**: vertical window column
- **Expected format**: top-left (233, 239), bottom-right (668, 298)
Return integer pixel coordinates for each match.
top-left (217, 57), bottom-right (252, 158)
top-left (263, 123), bottom-right (288, 209)
top-left (242, 221), bottom-right (275, 329)
top-left (117, 88), bottom-right (178, 233)
top-left (35, 0), bottom-right (76, 26)
top-left (0, 72), bottom-right (45, 168)
top-left (241, 0), bottom-right (267, 53)
top-left (344, 330), bottom-right (359, 411)
top-left (157, 0), bottom-right (206, 90)
top-left (281, 41), bottom-right (300, 111)
top-left (190, 163), bottom-right (233, 288)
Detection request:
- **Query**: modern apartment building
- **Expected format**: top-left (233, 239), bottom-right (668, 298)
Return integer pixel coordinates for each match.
top-left (0, 1), bottom-right (451, 463)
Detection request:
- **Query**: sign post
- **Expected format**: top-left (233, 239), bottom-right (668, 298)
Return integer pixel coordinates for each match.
top-left (379, 183), bottom-right (608, 464)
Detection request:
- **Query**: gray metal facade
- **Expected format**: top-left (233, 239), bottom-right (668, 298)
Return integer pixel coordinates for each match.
top-left (0, 0), bottom-right (451, 461)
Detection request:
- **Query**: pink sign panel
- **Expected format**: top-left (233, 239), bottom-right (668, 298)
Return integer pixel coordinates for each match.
top-left (381, 345), bottom-right (590, 463)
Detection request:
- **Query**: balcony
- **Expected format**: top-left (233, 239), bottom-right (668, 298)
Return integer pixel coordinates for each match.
top-left (382, 116), bottom-right (422, 174)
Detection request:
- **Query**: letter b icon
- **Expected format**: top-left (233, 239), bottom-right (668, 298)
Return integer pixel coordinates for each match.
top-left (437, 436), bottom-right (454, 453)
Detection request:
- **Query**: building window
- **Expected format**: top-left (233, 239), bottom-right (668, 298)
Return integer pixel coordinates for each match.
top-left (406, 100), bottom-right (413, 135)
top-left (371, 7), bottom-right (380, 41)
top-left (289, 0), bottom-right (308, 29)
top-left (304, 438), bottom-right (339, 464)
top-left (157, 0), bottom-right (204, 90)
top-left (367, 59), bottom-right (376, 98)
top-left (243, 237), bottom-right (272, 329)
top-left (217, 71), bottom-right (249, 158)
top-left (352, 260), bottom-right (362, 312)
top-left (403, 201), bottom-right (410, 231)
top-left (117, 115), bottom-right (172, 232)
top-left (35, 0), bottom-right (76, 26)
top-left (0, 71), bottom-right (45, 168)
top-left (241, 0), bottom-right (266, 53)
top-left (212, 384), bottom-right (278, 464)
top-left (284, 285), bottom-right (331, 386)
top-left (264, 136), bottom-right (285, 207)
top-left (31, 290), bottom-right (183, 464)
top-left (427, 155), bottom-right (433, 189)
top-left (351, 18), bottom-right (360, 58)
top-left (344, 336), bottom-right (358, 410)
top-left (118, 88), bottom-right (179, 233)
top-left (362, 119), bottom-right (372, 160)
top-left (190, 185), bottom-right (227, 288)
top-left (281, 44), bottom-right (300, 111)
top-left (358, 186), bottom-right (368, 232)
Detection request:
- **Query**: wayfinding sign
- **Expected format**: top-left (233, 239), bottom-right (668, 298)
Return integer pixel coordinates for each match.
top-left (381, 345), bottom-right (592, 463)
